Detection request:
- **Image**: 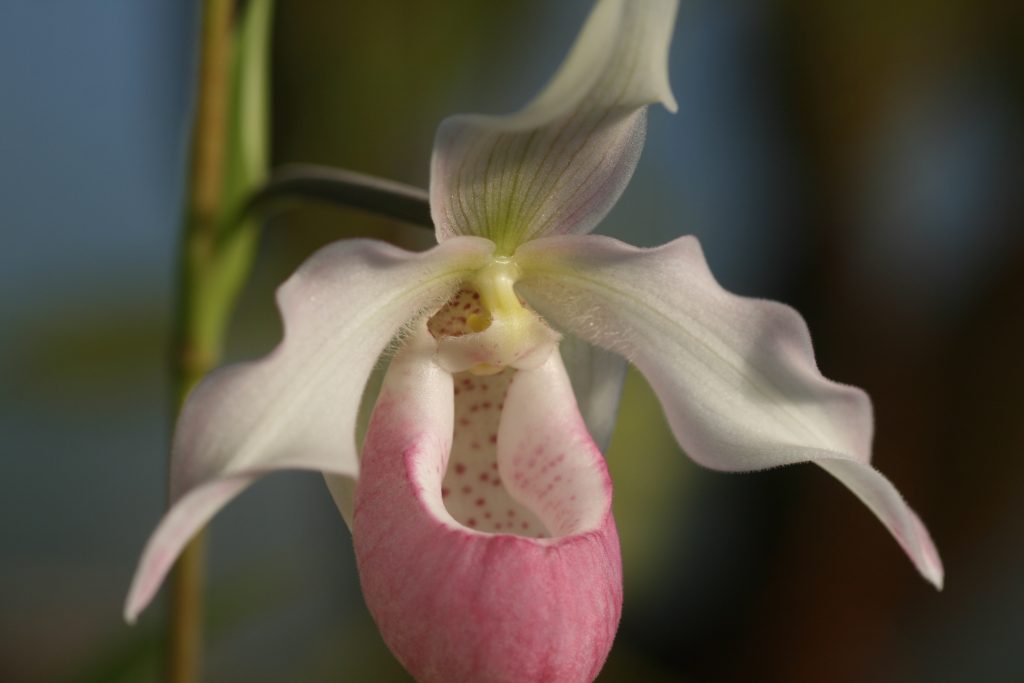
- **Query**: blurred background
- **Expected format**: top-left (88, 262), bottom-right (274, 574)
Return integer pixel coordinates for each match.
top-left (2, 1), bottom-right (1022, 681)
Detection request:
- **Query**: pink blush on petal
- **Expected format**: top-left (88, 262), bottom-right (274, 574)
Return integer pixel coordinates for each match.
top-left (353, 346), bottom-right (621, 683)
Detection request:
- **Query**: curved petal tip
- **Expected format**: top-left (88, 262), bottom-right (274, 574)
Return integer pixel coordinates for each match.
top-left (516, 234), bottom-right (944, 589)
top-left (430, 0), bottom-right (680, 248)
top-left (910, 509), bottom-right (944, 590)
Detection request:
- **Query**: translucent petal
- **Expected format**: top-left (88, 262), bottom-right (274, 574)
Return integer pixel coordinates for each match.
top-left (124, 237), bottom-right (493, 622)
top-left (431, 0), bottom-right (678, 252)
top-left (560, 333), bottom-right (628, 452)
top-left (516, 234), bottom-right (943, 588)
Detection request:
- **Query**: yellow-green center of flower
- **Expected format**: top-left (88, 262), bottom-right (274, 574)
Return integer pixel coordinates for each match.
top-left (427, 258), bottom-right (560, 374)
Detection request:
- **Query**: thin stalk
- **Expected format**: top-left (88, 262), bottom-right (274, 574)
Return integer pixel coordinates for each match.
top-left (168, 1), bottom-right (234, 681)
top-left (241, 163), bottom-right (433, 228)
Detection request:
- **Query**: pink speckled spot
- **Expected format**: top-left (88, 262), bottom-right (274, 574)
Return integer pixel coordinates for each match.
top-left (427, 288), bottom-right (485, 338)
top-left (435, 361), bottom-right (550, 535)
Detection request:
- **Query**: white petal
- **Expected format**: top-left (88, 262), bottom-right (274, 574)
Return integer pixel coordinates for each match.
top-left (559, 334), bottom-right (628, 452)
top-left (430, 0), bottom-right (678, 252)
top-left (516, 234), bottom-right (943, 588)
top-left (124, 237), bottom-right (493, 622)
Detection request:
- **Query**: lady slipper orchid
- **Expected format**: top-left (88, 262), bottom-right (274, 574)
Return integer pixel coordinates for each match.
top-left (126, 1), bottom-right (943, 681)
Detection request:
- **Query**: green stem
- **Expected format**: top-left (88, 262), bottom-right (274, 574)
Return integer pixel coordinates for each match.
top-left (167, 1), bottom-right (234, 681)
top-left (167, 533), bottom-right (208, 683)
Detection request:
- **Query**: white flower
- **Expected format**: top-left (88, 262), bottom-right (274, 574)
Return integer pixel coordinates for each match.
top-left (126, 2), bottom-right (942, 681)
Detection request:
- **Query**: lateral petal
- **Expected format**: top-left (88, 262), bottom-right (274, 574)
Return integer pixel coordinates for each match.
top-left (560, 333), bottom-right (628, 452)
top-left (516, 234), bottom-right (943, 588)
top-left (431, 0), bottom-right (678, 252)
top-left (124, 236), bottom-right (493, 622)
top-left (354, 330), bottom-right (621, 683)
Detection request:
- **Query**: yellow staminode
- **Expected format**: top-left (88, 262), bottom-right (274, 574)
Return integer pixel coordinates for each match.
top-left (459, 256), bottom-right (556, 377)
top-left (471, 257), bottom-right (523, 319)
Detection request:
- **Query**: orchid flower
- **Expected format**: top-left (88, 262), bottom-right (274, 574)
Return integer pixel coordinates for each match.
top-left (126, 1), bottom-right (942, 681)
